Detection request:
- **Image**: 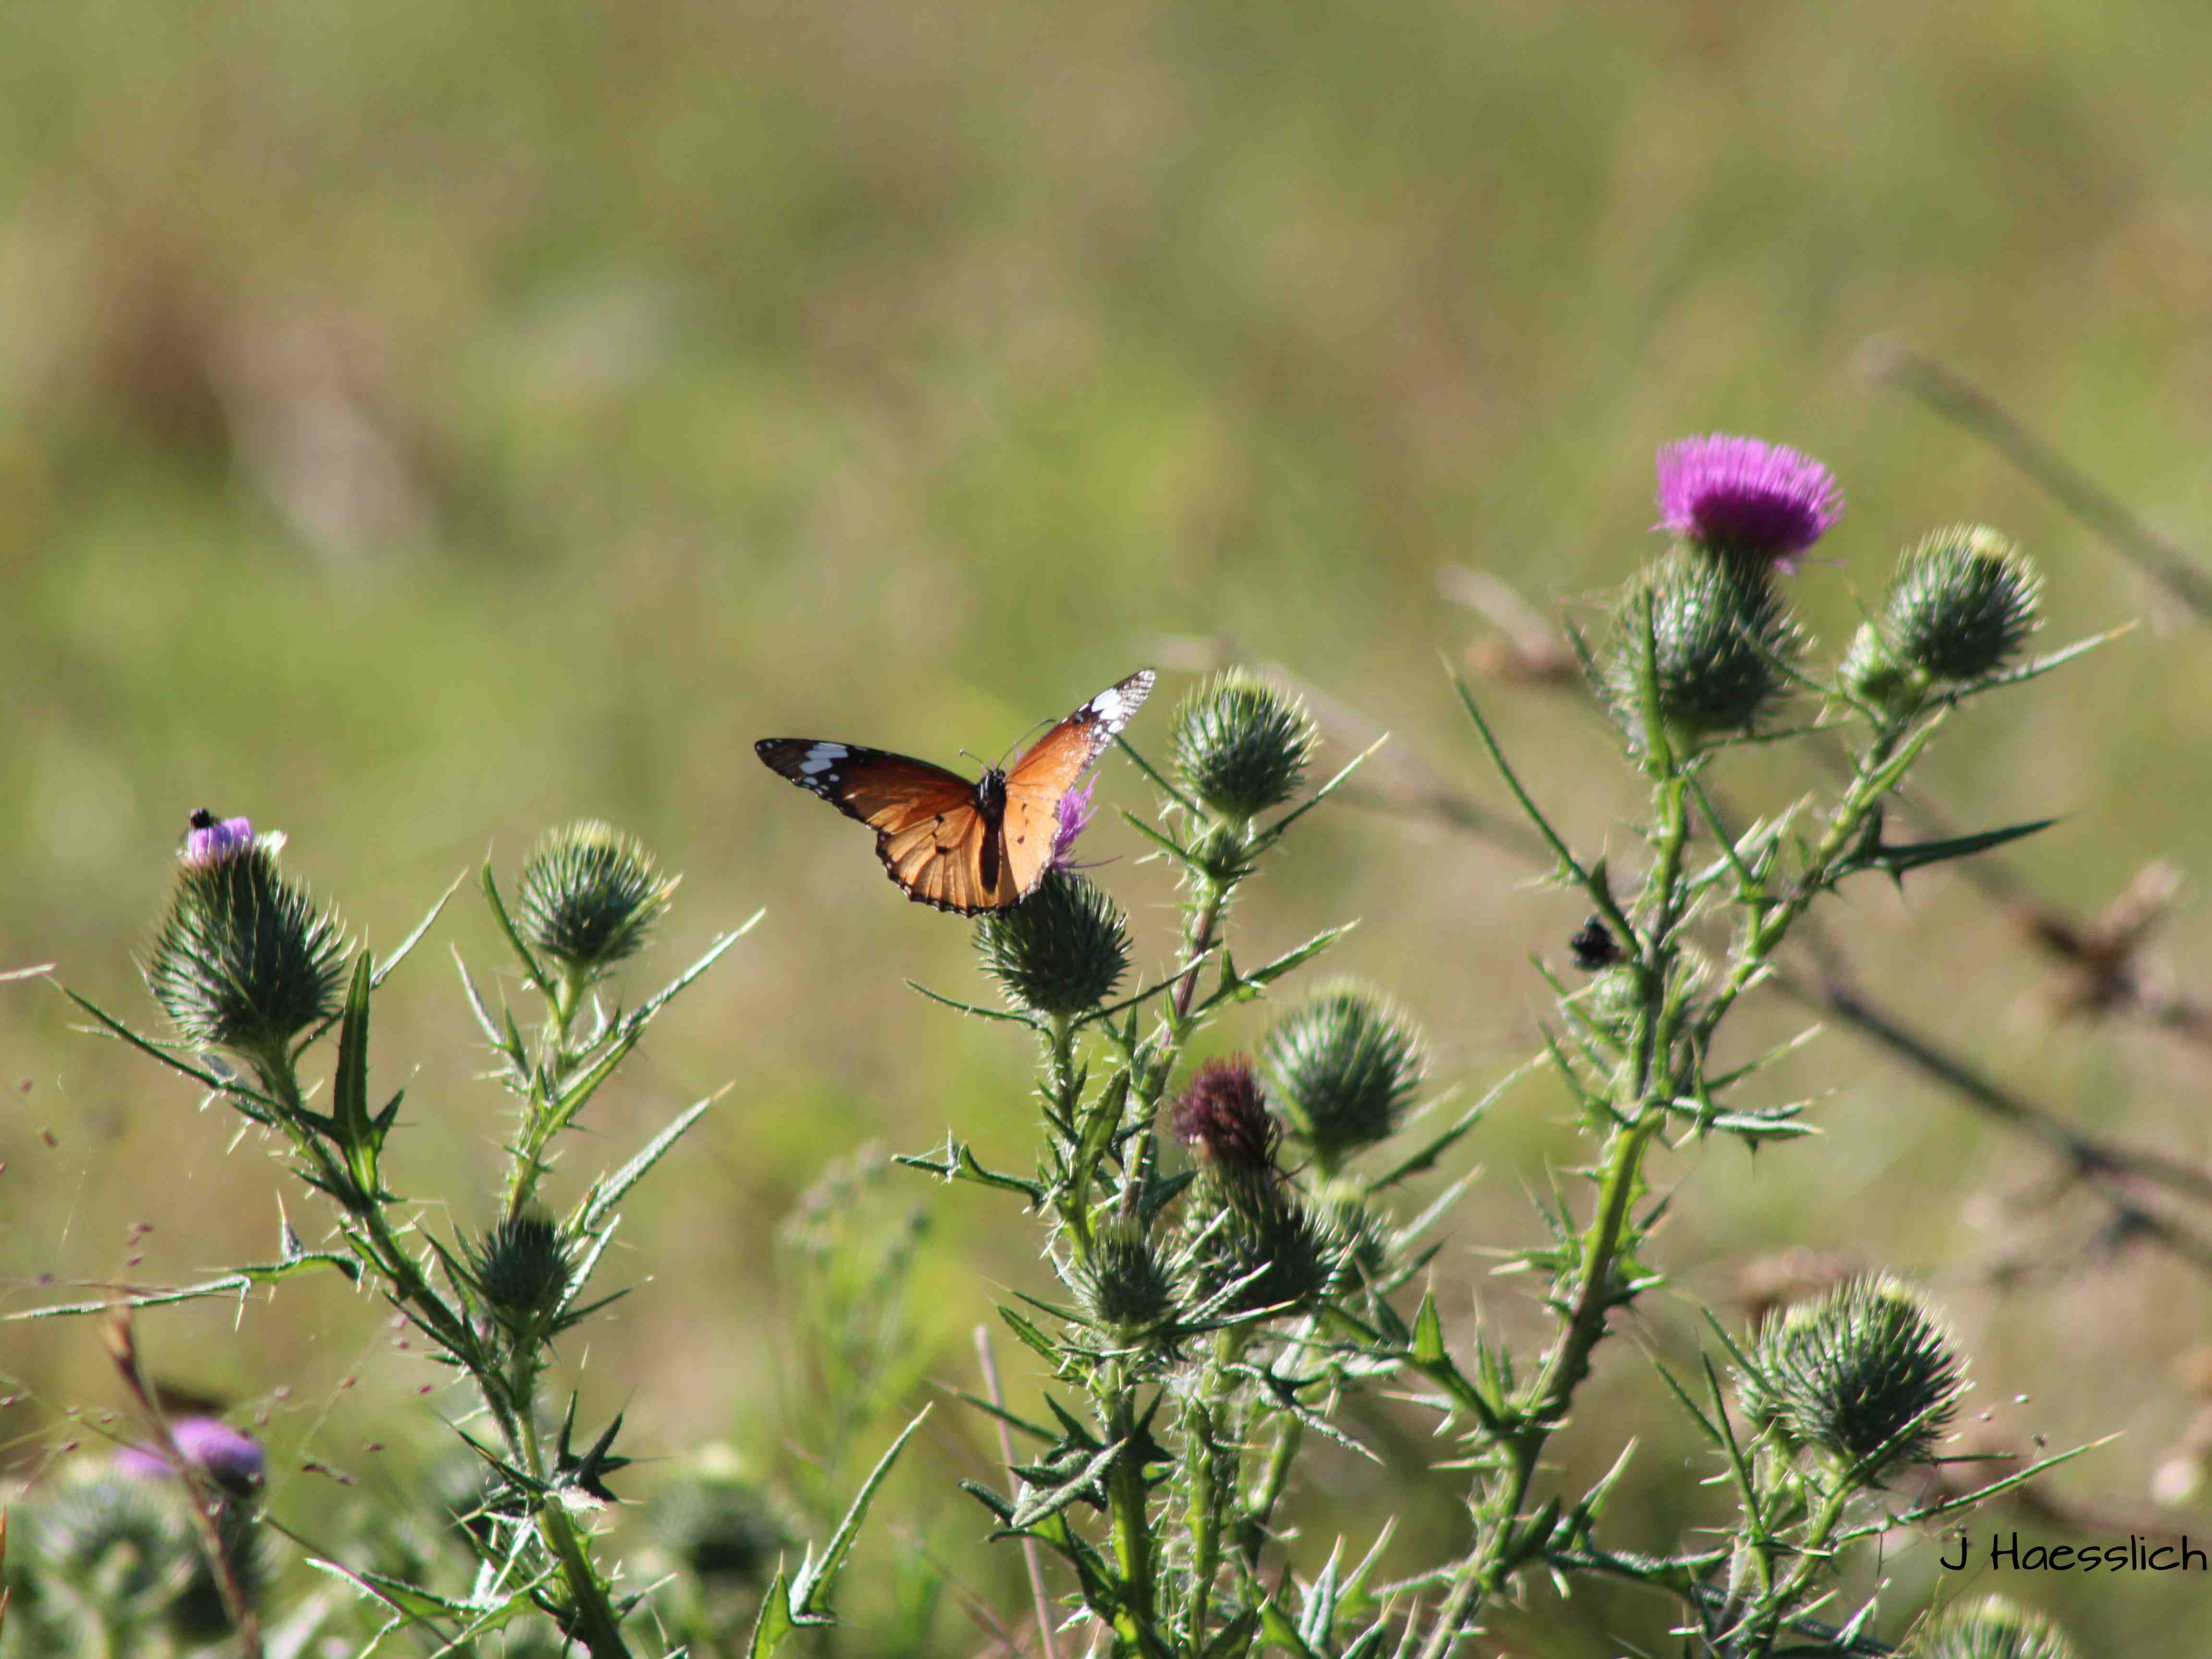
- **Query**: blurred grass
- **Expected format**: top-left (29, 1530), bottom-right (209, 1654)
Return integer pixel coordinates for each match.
top-left (6, 0), bottom-right (2212, 1649)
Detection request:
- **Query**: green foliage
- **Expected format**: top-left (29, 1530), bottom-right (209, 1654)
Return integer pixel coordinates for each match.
top-left (45, 823), bottom-right (917, 1659)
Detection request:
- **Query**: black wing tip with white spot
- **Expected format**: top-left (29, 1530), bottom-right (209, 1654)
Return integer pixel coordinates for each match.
top-left (1076, 669), bottom-right (1156, 737)
top-left (755, 738), bottom-right (867, 809)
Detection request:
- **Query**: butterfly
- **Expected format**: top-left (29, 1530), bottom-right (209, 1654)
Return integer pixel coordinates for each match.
top-left (756, 670), bottom-right (1155, 915)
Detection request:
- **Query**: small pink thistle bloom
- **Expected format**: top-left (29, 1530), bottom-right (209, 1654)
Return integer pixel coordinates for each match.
top-left (1050, 778), bottom-right (1097, 871)
top-left (115, 1415), bottom-right (267, 1495)
top-left (182, 809), bottom-right (256, 867)
top-left (1655, 435), bottom-right (1842, 571)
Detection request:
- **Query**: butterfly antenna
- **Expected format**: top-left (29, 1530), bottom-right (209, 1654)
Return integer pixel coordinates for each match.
top-left (1004, 717), bottom-right (1055, 768)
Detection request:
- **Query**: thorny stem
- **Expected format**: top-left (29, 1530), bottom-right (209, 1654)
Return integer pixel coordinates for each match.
top-left (513, 1368), bottom-right (635, 1658)
top-left (1693, 715), bottom-right (1931, 1047)
top-left (1097, 1359), bottom-right (1159, 1655)
top-left (1183, 1395), bottom-right (1222, 1650)
top-left (978, 1327), bottom-right (1062, 1659)
top-left (505, 961), bottom-right (590, 1222)
top-left (270, 1007), bottom-right (636, 1656)
top-left (105, 1310), bottom-right (264, 1658)
top-left (1422, 646), bottom-right (1704, 1659)
top-left (1118, 860), bottom-right (1234, 1223)
top-left (1240, 1412), bottom-right (1302, 1575)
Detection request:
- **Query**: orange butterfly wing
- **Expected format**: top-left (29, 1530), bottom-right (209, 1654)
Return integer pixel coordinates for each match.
top-left (754, 739), bottom-right (1018, 914)
top-left (1001, 670), bottom-right (1156, 897)
top-left (881, 803), bottom-right (1018, 912)
top-left (757, 668), bottom-right (1154, 915)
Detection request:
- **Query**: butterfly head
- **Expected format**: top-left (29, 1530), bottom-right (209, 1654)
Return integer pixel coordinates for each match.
top-left (975, 767), bottom-right (1008, 817)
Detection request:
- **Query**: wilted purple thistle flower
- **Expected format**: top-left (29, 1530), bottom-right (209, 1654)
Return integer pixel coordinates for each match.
top-left (182, 809), bottom-right (256, 867)
top-left (1655, 435), bottom-right (1842, 570)
top-left (1050, 778), bottom-right (1097, 870)
top-left (116, 1415), bottom-right (266, 1497)
top-left (1173, 1056), bottom-right (1283, 1221)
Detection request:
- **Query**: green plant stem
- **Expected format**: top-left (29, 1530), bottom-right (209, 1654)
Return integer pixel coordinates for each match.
top-left (505, 963), bottom-right (589, 1221)
top-left (1118, 863), bottom-right (1234, 1221)
top-left (1692, 717), bottom-right (1927, 1046)
top-left (1732, 1477), bottom-right (1856, 1659)
top-left (1240, 1413), bottom-right (1302, 1575)
top-left (1097, 1360), bottom-right (1159, 1655)
top-left (273, 1041), bottom-right (635, 1656)
top-left (515, 1389), bottom-right (637, 1658)
top-left (1184, 1395), bottom-right (1222, 1651)
top-left (1420, 681), bottom-right (1697, 1659)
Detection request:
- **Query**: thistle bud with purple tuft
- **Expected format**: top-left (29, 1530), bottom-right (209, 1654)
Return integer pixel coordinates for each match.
top-left (1173, 1056), bottom-right (1283, 1225)
top-left (145, 810), bottom-right (348, 1083)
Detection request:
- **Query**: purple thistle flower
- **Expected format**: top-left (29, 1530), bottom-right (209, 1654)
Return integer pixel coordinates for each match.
top-left (1050, 779), bottom-right (1097, 870)
top-left (182, 809), bottom-right (256, 867)
top-left (1655, 435), bottom-right (1842, 570)
top-left (116, 1415), bottom-right (267, 1496)
top-left (1173, 1056), bottom-right (1283, 1220)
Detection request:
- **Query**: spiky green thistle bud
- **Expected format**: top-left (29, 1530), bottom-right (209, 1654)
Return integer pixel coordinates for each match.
top-left (647, 1454), bottom-right (791, 1587)
top-left (1260, 984), bottom-right (1424, 1173)
top-left (469, 1210), bottom-right (573, 1333)
top-left (1736, 1274), bottom-right (1964, 1479)
top-left (974, 870), bottom-right (1128, 1016)
top-left (1318, 1188), bottom-right (1393, 1300)
top-left (1075, 1219), bottom-right (1180, 1341)
top-left (1193, 1195), bottom-right (1344, 1318)
top-left (1170, 671), bottom-right (1317, 824)
top-left (22, 1472), bottom-right (198, 1618)
top-left (1877, 526), bottom-right (2041, 684)
top-left (1604, 548), bottom-right (1801, 746)
top-left (144, 813), bottom-right (348, 1078)
top-left (1911, 1596), bottom-right (2081, 1659)
top-left (516, 820), bottom-right (676, 975)
top-left (1838, 621), bottom-right (1921, 721)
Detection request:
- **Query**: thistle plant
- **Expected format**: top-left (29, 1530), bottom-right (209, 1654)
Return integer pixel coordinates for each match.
top-left (25, 816), bottom-right (922, 1657)
top-left (893, 435), bottom-right (2105, 1658)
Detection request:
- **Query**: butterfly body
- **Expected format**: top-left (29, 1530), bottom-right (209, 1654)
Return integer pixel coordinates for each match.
top-left (757, 670), bottom-right (1154, 915)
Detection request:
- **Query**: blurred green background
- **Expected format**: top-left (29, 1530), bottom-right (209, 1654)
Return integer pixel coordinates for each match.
top-left (7, 0), bottom-right (2212, 1649)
